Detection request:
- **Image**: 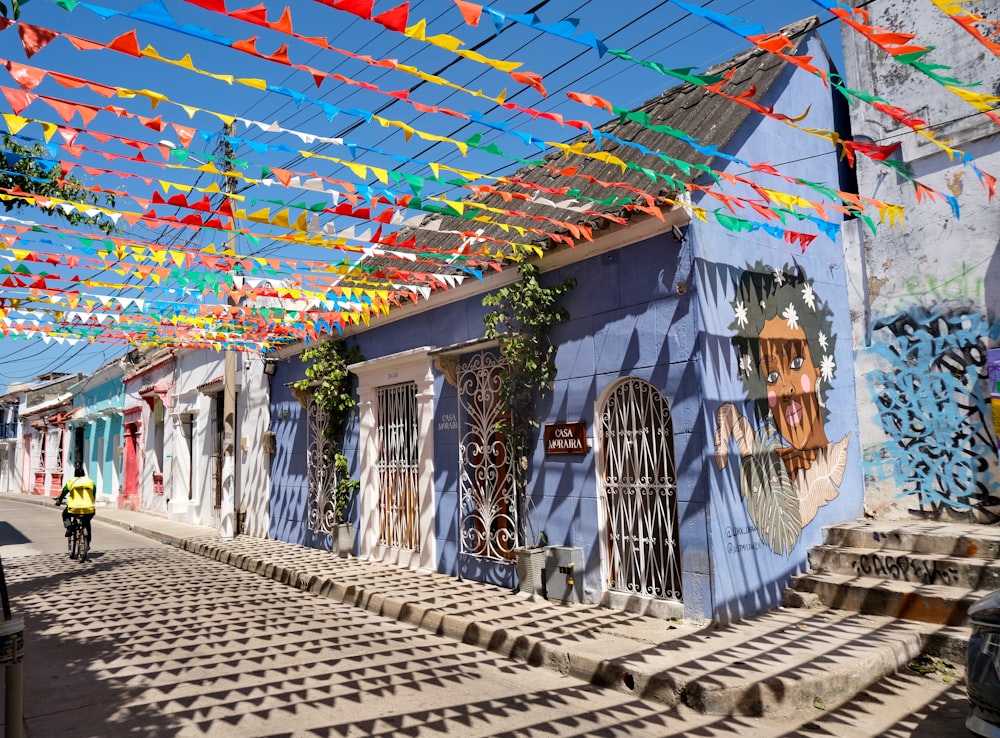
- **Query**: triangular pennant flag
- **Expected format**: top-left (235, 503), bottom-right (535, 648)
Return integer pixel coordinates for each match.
top-left (17, 23), bottom-right (58, 58)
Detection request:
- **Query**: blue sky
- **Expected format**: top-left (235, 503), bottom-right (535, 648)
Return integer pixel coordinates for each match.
top-left (0, 0), bottom-right (849, 390)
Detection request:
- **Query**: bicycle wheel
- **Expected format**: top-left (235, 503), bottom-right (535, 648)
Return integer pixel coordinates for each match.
top-left (78, 527), bottom-right (89, 563)
top-left (69, 525), bottom-right (79, 559)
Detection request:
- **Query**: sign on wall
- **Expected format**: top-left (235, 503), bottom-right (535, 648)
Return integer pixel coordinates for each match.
top-left (544, 422), bottom-right (588, 455)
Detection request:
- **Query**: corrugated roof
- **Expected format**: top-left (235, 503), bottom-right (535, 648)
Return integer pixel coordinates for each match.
top-left (339, 16), bottom-right (820, 295)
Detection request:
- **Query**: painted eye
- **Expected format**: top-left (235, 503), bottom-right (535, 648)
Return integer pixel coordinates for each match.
top-left (766, 371), bottom-right (779, 384)
top-left (791, 356), bottom-right (804, 370)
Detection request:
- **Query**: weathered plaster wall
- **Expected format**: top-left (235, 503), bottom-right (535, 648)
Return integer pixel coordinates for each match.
top-left (841, 0), bottom-right (1000, 522)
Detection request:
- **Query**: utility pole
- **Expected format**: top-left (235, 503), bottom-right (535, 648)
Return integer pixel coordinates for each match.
top-left (220, 121), bottom-right (237, 539)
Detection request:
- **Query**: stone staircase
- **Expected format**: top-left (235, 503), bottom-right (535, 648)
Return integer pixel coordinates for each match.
top-left (784, 519), bottom-right (1000, 657)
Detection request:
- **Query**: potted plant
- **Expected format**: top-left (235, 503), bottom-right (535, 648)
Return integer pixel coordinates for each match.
top-left (292, 339), bottom-right (363, 557)
top-left (331, 451), bottom-right (359, 558)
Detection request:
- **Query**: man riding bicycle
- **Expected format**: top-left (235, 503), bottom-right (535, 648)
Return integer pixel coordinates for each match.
top-left (55, 464), bottom-right (96, 547)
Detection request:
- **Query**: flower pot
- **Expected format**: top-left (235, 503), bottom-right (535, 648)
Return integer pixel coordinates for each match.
top-left (515, 547), bottom-right (546, 597)
top-left (333, 522), bottom-right (355, 558)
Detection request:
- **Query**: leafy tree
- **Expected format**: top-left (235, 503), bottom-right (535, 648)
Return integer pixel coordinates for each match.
top-left (1, 134), bottom-right (118, 235)
top-left (0, 0), bottom-right (28, 19)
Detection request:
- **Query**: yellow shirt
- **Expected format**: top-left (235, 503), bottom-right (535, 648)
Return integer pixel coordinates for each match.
top-left (64, 476), bottom-right (96, 515)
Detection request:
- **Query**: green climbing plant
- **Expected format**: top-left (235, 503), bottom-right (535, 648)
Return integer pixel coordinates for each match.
top-left (0, 0), bottom-right (28, 19)
top-left (293, 338), bottom-right (363, 523)
top-left (482, 261), bottom-right (576, 543)
top-left (1, 135), bottom-right (118, 235)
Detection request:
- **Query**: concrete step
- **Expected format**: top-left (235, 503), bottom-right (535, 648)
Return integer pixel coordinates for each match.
top-left (823, 520), bottom-right (1000, 558)
top-left (807, 544), bottom-right (1000, 590)
top-left (789, 570), bottom-right (990, 627)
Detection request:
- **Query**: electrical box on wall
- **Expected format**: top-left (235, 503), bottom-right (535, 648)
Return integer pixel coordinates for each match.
top-left (544, 546), bottom-right (584, 604)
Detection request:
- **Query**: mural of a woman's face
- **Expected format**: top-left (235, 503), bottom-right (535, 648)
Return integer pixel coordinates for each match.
top-left (758, 315), bottom-right (827, 458)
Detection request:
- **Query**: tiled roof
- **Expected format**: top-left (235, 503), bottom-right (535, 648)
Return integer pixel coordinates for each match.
top-left (340, 17), bottom-right (820, 297)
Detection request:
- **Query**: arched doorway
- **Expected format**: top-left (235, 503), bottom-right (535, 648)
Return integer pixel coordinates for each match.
top-left (596, 378), bottom-right (682, 602)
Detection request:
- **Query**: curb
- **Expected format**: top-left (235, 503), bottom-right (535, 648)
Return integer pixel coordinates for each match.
top-left (3, 494), bottom-right (966, 718)
top-left (173, 536), bottom-right (957, 718)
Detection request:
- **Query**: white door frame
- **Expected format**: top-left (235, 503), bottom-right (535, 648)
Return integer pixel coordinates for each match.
top-left (351, 347), bottom-right (437, 571)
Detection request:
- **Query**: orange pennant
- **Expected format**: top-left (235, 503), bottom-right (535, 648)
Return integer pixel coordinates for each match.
top-left (454, 0), bottom-right (482, 26)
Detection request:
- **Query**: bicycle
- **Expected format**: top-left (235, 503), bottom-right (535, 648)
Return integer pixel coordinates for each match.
top-left (63, 513), bottom-right (90, 563)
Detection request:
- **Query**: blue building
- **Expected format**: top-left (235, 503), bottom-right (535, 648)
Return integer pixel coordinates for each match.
top-left (68, 358), bottom-right (126, 508)
top-left (267, 18), bottom-right (865, 623)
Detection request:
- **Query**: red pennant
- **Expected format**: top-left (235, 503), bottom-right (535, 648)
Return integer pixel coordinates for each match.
top-left (334, 0), bottom-right (374, 20)
top-left (229, 3), bottom-right (269, 25)
top-left (186, 0), bottom-right (228, 11)
top-left (373, 2), bottom-right (409, 32)
top-left (271, 7), bottom-right (294, 34)
top-left (266, 44), bottom-right (291, 66)
top-left (17, 23), bottom-right (57, 58)
top-left (106, 30), bottom-right (141, 57)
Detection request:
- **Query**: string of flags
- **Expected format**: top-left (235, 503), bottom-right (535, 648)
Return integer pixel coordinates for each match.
top-left (0, 0), bottom-right (993, 352)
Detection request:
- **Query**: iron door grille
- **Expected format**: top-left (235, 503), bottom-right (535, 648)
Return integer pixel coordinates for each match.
top-left (457, 350), bottom-right (518, 560)
top-left (600, 378), bottom-right (682, 601)
top-left (376, 381), bottom-right (420, 551)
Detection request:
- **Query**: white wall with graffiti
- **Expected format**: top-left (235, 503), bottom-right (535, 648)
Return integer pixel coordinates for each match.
top-left (841, 0), bottom-right (1000, 522)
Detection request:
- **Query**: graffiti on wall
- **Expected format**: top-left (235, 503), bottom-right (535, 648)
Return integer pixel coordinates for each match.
top-left (714, 262), bottom-right (850, 556)
top-left (865, 308), bottom-right (1000, 518)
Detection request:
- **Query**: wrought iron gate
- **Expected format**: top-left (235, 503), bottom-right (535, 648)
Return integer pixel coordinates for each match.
top-left (457, 350), bottom-right (518, 560)
top-left (599, 378), bottom-right (682, 601)
top-left (305, 393), bottom-right (338, 534)
top-left (376, 381), bottom-right (420, 551)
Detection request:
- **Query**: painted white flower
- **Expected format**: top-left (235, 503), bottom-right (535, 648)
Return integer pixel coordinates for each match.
top-left (801, 282), bottom-right (816, 310)
top-left (739, 353), bottom-right (755, 376)
top-left (734, 299), bottom-right (748, 329)
top-left (820, 354), bottom-right (835, 382)
top-left (772, 268), bottom-right (786, 286)
top-left (818, 330), bottom-right (828, 351)
top-left (782, 303), bottom-right (799, 331)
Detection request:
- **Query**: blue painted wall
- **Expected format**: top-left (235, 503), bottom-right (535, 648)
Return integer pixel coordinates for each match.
top-left (73, 374), bottom-right (125, 499)
top-left (267, 30), bottom-right (864, 622)
top-left (692, 33), bottom-right (865, 622)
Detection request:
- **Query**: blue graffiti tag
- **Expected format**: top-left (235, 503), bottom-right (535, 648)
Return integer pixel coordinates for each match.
top-left (866, 309), bottom-right (1000, 515)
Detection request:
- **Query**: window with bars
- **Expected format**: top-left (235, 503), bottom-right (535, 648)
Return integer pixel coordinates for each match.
top-left (376, 381), bottom-right (420, 551)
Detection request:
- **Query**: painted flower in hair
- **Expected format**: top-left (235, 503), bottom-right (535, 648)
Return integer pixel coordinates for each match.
top-left (739, 353), bottom-right (755, 376)
top-left (801, 282), bottom-right (816, 311)
top-left (772, 268), bottom-right (786, 286)
top-left (818, 330), bottom-right (828, 351)
top-left (782, 303), bottom-right (799, 331)
top-left (734, 300), bottom-right (748, 330)
top-left (820, 354), bottom-right (835, 383)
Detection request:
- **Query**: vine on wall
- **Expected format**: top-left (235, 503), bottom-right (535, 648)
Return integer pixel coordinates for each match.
top-left (482, 261), bottom-right (576, 543)
top-left (293, 339), bottom-right (363, 523)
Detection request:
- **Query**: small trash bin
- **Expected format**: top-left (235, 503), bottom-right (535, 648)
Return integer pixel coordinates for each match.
top-left (544, 546), bottom-right (584, 603)
top-left (967, 590), bottom-right (1000, 738)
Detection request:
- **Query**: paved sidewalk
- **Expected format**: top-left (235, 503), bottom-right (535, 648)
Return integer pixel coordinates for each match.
top-left (4, 494), bottom-right (969, 718)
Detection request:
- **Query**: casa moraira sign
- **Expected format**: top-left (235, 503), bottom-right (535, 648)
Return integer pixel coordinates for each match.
top-left (544, 422), bottom-right (589, 455)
